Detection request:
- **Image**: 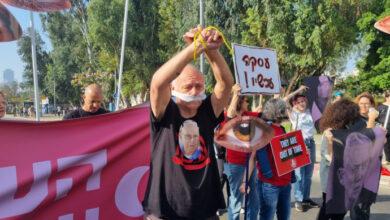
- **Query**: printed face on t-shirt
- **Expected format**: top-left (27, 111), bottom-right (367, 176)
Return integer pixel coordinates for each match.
top-left (174, 120), bottom-right (211, 170)
top-left (179, 121), bottom-right (200, 157)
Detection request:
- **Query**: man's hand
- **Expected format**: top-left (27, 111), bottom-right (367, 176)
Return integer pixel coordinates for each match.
top-left (183, 24), bottom-right (202, 44)
top-left (183, 24), bottom-right (224, 51)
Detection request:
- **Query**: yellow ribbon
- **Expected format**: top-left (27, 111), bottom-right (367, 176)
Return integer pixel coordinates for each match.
top-left (193, 26), bottom-right (234, 61)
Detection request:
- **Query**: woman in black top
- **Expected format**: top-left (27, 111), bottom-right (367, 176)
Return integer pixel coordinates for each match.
top-left (349, 92), bottom-right (379, 220)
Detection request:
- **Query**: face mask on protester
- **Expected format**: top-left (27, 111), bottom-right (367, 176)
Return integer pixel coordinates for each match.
top-left (171, 89), bottom-right (206, 103)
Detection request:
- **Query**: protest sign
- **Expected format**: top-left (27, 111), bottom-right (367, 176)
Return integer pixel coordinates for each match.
top-left (232, 43), bottom-right (281, 94)
top-left (304, 76), bottom-right (333, 132)
top-left (269, 130), bottom-right (311, 176)
top-left (214, 116), bottom-right (274, 152)
top-left (326, 128), bottom-right (385, 214)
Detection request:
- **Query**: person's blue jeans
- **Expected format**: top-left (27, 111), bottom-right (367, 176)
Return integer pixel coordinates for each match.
top-left (224, 162), bottom-right (259, 220)
top-left (294, 137), bottom-right (316, 202)
top-left (257, 180), bottom-right (291, 220)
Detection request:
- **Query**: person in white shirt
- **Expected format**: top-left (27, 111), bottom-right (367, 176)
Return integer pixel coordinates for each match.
top-left (284, 85), bottom-right (320, 212)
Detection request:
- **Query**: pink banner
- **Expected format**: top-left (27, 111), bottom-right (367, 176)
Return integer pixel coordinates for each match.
top-left (0, 105), bottom-right (151, 219)
top-left (1, 0), bottom-right (71, 12)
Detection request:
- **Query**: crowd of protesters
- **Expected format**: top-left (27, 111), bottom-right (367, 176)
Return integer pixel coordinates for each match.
top-left (1, 24), bottom-right (389, 220)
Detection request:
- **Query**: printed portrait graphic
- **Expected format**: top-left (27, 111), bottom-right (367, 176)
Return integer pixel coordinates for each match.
top-left (173, 120), bottom-right (210, 170)
top-left (304, 76), bottom-right (333, 132)
top-left (325, 128), bottom-right (385, 214)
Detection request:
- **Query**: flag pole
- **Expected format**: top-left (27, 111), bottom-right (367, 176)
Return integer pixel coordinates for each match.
top-left (199, 0), bottom-right (204, 74)
top-left (30, 11), bottom-right (40, 121)
top-left (115, 0), bottom-right (129, 111)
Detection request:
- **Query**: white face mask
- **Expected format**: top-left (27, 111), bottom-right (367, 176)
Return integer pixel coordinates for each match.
top-left (171, 89), bottom-right (206, 103)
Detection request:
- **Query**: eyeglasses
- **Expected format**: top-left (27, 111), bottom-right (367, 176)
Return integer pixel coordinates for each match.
top-left (296, 101), bottom-right (306, 104)
top-left (183, 134), bottom-right (199, 141)
top-left (244, 99), bottom-right (249, 103)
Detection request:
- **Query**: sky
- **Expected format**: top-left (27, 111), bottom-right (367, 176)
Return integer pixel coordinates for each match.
top-left (0, 4), bottom-right (51, 83)
top-left (0, 4), bottom-right (358, 84)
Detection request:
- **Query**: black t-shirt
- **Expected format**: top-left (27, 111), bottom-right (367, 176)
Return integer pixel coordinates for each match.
top-left (143, 96), bottom-right (225, 219)
top-left (62, 108), bottom-right (109, 120)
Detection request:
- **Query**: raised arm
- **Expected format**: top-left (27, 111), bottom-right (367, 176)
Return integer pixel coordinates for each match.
top-left (151, 25), bottom-right (226, 120)
top-left (182, 25), bottom-right (234, 117)
top-left (207, 49), bottom-right (234, 117)
top-left (283, 85), bottom-right (307, 116)
top-left (226, 84), bottom-right (241, 118)
top-left (150, 44), bottom-right (204, 120)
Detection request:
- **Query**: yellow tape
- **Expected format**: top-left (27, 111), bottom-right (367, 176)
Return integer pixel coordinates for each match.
top-left (193, 26), bottom-right (234, 61)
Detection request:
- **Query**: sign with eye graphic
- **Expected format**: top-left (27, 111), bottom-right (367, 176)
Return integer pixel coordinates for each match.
top-left (232, 43), bottom-right (281, 95)
top-left (269, 130), bottom-right (311, 176)
top-left (214, 116), bottom-right (274, 152)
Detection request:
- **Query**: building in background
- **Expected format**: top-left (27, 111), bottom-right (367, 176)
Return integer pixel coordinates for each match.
top-left (3, 69), bottom-right (15, 85)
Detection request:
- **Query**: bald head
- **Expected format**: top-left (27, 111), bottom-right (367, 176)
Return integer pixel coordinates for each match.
top-left (85, 84), bottom-right (103, 96)
top-left (82, 84), bottom-right (103, 113)
top-left (177, 65), bottom-right (203, 84)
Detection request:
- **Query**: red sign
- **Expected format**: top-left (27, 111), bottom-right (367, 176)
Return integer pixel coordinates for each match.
top-left (0, 105), bottom-right (150, 219)
top-left (269, 130), bottom-right (311, 176)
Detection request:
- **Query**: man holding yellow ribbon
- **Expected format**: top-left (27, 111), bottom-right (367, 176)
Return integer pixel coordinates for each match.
top-left (142, 24), bottom-right (234, 220)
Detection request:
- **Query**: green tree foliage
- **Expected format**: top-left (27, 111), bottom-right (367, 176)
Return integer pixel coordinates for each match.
top-left (18, 0), bottom-right (379, 106)
top-left (340, 0), bottom-right (390, 96)
top-left (241, 0), bottom-right (370, 94)
top-left (17, 28), bottom-right (52, 96)
top-left (0, 82), bottom-right (19, 99)
top-left (71, 68), bottom-right (114, 103)
top-left (88, 0), bottom-right (161, 104)
top-left (41, 5), bottom-right (91, 105)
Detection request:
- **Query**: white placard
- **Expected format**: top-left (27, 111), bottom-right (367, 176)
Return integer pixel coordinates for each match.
top-left (232, 43), bottom-right (281, 94)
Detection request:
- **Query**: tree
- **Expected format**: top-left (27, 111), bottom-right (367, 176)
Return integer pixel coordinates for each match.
top-left (348, 0), bottom-right (390, 95)
top-left (17, 28), bottom-right (52, 96)
top-left (41, 10), bottom-right (88, 105)
top-left (241, 0), bottom-right (371, 95)
top-left (88, 0), bottom-right (162, 104)
top-left (0, 82), bottom-right (19, 99)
